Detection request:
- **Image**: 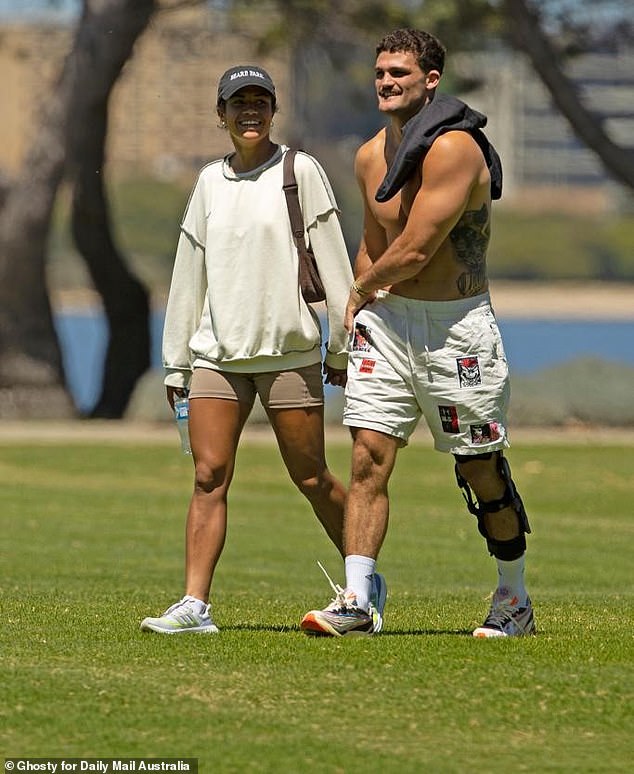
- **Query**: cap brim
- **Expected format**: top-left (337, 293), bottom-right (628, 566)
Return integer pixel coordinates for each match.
top-left (219, 80), bottom-right (275, 102)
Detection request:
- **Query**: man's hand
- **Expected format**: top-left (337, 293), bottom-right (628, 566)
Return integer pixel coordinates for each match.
top-left (344, 282), bottom-right (375, 333)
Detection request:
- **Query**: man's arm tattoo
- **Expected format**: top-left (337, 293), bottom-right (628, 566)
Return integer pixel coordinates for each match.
top-left (449, 204), bottom-right (490, 296)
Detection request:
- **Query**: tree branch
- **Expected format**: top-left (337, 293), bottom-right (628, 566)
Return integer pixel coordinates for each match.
top-left (504, 0), bottom-right (634, 189)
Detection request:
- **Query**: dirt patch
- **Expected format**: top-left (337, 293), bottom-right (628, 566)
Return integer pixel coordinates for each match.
top-left (490, 281), bottom-right (634, 319)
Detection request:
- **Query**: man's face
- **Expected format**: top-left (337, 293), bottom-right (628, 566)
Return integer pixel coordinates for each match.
top-left (374, 50), bottom-right (439, 120)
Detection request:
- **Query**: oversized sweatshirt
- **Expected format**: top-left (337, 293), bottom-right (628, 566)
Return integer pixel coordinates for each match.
top-left (163, 145), bottom-right (353, 388)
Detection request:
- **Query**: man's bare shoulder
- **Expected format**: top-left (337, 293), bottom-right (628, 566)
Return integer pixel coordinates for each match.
top-left (425, 130), bottom-right (487, 170)
top-left (355, 128), bottom-right (387, 175)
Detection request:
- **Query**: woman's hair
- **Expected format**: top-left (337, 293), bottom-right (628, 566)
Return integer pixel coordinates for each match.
top-left (376, 28), bottom-right (446, 75)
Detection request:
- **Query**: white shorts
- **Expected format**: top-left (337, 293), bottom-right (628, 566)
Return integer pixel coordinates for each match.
top-left (343, 291), bottom-right (511, 455)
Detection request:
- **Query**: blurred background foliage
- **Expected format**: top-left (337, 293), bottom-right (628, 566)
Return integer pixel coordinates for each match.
top-left (47, 177), bottom-right (634, 300)
top-left (41, 0), bottom-right (634, 301)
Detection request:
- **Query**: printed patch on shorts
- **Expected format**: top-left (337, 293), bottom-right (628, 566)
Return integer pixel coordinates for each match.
top-left (353, 323), bottom-right (374, 352)
top-left (456, 356), bottom-right (481, 387)
top-left (359, 358), bottom-right (376, 374)
top-left (470, 422), bottom-right (502, 444)
top-left (438, 405), bottom-right (459, 434)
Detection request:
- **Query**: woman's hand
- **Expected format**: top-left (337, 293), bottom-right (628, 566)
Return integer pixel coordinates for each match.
top-left (166, 386), bottom-right (188, 411)
top-left (323, 365), bottom-right (347, 388)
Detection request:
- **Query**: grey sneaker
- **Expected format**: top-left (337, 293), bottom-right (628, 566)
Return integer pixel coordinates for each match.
top-left (369, 572), bottom-right (387, 633)
top-left (473, 589), bottom-right (535, 638)
top-left (140, 595), bottom-right (219, 634)
top-left (301, 589), bottom-right (374, 637)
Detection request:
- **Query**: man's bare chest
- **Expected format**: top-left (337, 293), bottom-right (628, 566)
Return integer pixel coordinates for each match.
top-left (364, 172), bottom-right (405, 235)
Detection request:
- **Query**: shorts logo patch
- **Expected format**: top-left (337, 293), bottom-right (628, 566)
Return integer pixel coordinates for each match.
top-left (438, 405), bottom-right (459, 434)
top-left (353, 323), bottom-right (374, 352)
top-left (457, 356), bottom-right (481, 387)
top-left (470, 422), bottom-right (502, 444)
top-left (359, 358), bottom-right (376, 374)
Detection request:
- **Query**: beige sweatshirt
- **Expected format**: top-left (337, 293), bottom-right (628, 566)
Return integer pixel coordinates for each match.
top-left (163, 145), bottom-right (353, 388)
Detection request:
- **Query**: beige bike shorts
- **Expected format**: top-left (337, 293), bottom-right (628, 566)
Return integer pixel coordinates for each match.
top-left (189, 363), bottom-right (324, 409)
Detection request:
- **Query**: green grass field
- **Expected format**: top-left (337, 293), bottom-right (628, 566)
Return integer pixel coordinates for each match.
top-left (1, 436), bottom-right (633, 772)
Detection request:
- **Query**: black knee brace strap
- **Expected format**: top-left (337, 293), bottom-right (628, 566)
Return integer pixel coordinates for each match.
top-left (454, 452), bottom-right (531, 560)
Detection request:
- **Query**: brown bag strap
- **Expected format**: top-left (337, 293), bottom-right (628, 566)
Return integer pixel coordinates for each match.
top-left (283, 149), bottom-right (327, 303)
top-left (283, 149), bottom-right (309, 255)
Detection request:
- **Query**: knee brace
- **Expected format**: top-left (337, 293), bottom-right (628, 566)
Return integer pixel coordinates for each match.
top-left (454, 452), bottom-right (531, 560)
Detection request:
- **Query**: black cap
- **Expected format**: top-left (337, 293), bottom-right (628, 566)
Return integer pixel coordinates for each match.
top-left (217, 65), bottom-right (276, 104)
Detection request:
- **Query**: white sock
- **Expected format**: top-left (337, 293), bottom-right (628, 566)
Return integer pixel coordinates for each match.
top-left (495, 555), bottom-right (528, 606)
top-left (345, 555), bottom-right (375, 612)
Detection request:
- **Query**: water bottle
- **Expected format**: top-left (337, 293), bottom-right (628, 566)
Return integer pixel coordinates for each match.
top-left (174, 396), bottom-right (192, 455)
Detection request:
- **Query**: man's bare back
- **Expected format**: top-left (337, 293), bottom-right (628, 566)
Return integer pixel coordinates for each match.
top-left (355, 124), bottom-right (492, 301)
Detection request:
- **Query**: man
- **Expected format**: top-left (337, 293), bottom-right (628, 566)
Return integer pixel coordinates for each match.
top-left (301, 28), bottom-right (534, 638)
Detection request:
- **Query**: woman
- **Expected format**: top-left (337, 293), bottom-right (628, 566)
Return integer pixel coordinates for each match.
top-left (140, 65), bottom-right (355, 634)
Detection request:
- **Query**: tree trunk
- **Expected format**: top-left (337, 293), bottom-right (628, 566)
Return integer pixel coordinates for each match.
top-left (0, 0), bottom-right (156, 419)
top-left (67, 0), bottom-right (155, 417)
top-left (0, 51), bottom-right (75, 417)
top-left (70, 107), bottom-right (151, 418)
top-left (504, 0), bottom-right (634, 190)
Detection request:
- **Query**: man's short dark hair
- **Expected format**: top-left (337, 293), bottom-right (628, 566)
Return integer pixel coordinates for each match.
top-left (376, 29), bottom-right (446, 75)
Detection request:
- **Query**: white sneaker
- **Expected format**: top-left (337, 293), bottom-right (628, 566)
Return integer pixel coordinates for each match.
top-left (301, 589), bottom-right (374, 637)
top-left (140, 595), bottom-right (219, 634)
top-left (301, 562), bottom-right (375, 637)
top-left (473, 589), bottom-right (535, 638)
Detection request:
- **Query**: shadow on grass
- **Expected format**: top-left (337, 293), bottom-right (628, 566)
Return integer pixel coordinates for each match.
top-left (224, 623), bottom-right (472, 636)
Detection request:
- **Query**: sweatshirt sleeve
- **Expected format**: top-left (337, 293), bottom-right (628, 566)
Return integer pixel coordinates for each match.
top-left (307, 213), bottom-right (353, 370)
top-left (162, 176), bottom-right (209, 388)
top-left (294, 152), bottom-right (353, 370)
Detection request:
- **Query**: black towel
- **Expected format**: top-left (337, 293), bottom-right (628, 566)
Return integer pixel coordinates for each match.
top-left (375, 93), bottom-right (503, 203)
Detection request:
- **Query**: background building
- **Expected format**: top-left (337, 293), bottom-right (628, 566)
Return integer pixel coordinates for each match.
top-left (0, 6), bottom-right (290, 181)
top-left (454, 48), bottom-right (634, 213)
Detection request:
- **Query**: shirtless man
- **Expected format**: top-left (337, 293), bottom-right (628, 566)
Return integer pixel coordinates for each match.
top-left (301, 28), bottom-right (534, 638)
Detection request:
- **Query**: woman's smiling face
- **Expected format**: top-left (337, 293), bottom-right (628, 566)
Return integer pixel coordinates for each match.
top-left (219, 87), bottom-right (275, 142)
